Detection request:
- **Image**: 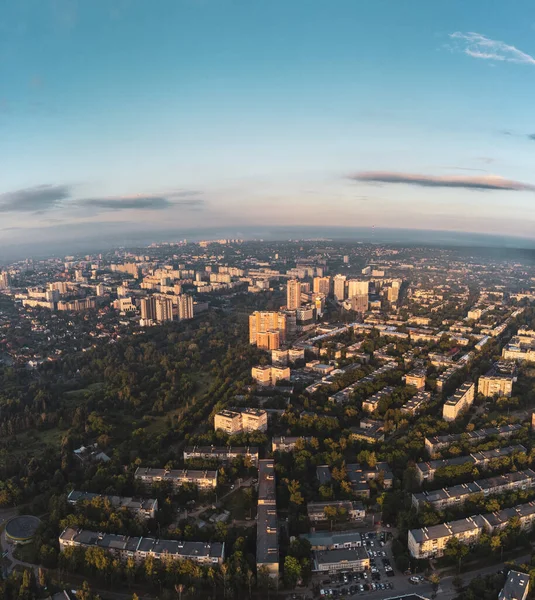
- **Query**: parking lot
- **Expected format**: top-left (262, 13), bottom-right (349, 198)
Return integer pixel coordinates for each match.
top-left (315, 530), bottom-right (402, 599)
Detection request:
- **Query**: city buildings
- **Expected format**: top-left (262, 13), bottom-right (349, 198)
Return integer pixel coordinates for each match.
top-left (313, 276), bottom-right (331, 296)
top-left (442, 382), bottom-right (476, 421)
top-left (59, 528), bottom-right (224, 565)
top-left (213, 408), bottom-right (268, 434)
top-left (362, 386), bottom-right (394, 413)
top-left (256, 459), bottom-right (279, 578)
top-left (300, 530), bottom-right (363, 551)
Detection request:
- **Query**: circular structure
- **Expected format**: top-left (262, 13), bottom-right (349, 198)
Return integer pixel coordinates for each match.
top-left (5, 515), bottom-right (41, 545)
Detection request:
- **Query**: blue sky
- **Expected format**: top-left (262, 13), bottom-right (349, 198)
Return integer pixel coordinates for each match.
top-left (1, 0), bottom-right (535, 244)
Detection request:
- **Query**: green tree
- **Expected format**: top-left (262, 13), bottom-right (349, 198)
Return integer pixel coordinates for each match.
top-left (283, 555), bottom-right (302, 589)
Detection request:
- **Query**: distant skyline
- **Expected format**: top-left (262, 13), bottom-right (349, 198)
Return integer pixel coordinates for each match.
top-left (1, 0), bottom-right (535, 244)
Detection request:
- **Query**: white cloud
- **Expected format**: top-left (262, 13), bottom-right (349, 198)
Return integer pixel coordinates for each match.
top-left (450, 32), bottom-right (535, 66)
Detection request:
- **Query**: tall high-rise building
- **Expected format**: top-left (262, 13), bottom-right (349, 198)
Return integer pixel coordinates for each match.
top-left (155, 297), bottom-right (174, 323)
top-left (178, 294), bottom-right (194, 320)
top-left (0, 271), bottom-right (11, 289)
top-left (387, 279), bottom-right (401, 303)
top-left (313, 276), bottom-right (331, 296)
top-left (347, 279), bottom-right (369, 298)
top-left (140, 297), bottom-right (156, 321)
top-left (249, 311), bottom-right (288, 346)
top-left (333, 275), bottom-right (347, 302)
top-left (287, 279), bottom-right (301, 310)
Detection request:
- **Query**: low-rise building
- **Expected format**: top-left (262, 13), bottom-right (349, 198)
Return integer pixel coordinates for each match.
top-left (272, 436), bottom-right (310, 452)
top-left (307, 501), bottom-right (365, 522)
top-left (482, 501), bottom-right (535, 534)
top-left (300, 530), bottom-right (363, 550)
top-left (59, 527), bottom-right (224, 565)
top-left (349, 418), bottom-right (385, 445)
top-left (362, 386), bottom-right (394, 413)
top-left (257, 459), bottom-right (279, 578)
top-left (408, 515), bottom-right (486, 559)
top-left (415, 445), bottom-right (526, 484)
top-left (442, 382), bottom-right (475, 421)
top-left (424, 424), bottom-right (522, 458)
top-left (400, 391), bottom-right (431, 416)
top-left (67, 491), bottom-right (158, 520)
top-left (412, 469), bottom-right (535, 512)
top-left (135, 467), bottom-right (217, 490)
top-left (183, 446), bottom-right (259, 466)
top-left (313, 547), bottom-right (370, 573)
top-left (499, 570), bottom-right (530, 600)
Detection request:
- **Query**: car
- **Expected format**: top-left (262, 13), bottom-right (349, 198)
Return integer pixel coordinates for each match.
top-left (230, 484), bottom-right (235, 490)
top-left (320, 590), bottom-right (326, 597)
top-left (418, 576), bottom-right (425, 582)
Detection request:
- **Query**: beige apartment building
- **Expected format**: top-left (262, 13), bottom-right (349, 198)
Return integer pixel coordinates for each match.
top-left (214, 408), bottom-right (268, 434)
top-left (249, 311), bottom-right (289, 347)
top-left (313, 276), bottom-right (331, 296)
top-left (478, 374), bottom-right (514, 397)
top-left (442, 381), bottom-right (475, 421)
top-left (256, 330), bottom-right (281, 350)
top-left (251, 365), bottom-right (291, 386)
top-left (135, 467), bottom-right (217, 490)
top-left (403, 367), bottom-right (426, 391)
top-left (408, 515), bottom-right (486, 559)
top-left (287, 279), bottom-right (302, 310)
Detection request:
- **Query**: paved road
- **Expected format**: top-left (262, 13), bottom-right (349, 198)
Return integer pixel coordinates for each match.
top-left (1, 527), bottom-right (39, 576)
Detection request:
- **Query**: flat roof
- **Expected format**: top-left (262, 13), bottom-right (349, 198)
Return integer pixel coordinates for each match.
top-left (500, 570), bottom-right (530, 600)
top-left (314, 546), bottom-right (369, 566)
top-left (258, 459), bottom-right (276, 503)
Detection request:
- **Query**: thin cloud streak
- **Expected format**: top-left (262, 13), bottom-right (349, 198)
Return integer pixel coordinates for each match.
top-left (450, 32), bottom-right (535, 66)
top-left (0, 184), bottom-right (71, 212)
top-left (349, 171), bottom-right (535, 191)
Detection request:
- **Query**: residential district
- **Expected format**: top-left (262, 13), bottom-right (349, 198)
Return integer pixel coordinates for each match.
top-left (1, 240), bottom-right (535, 600)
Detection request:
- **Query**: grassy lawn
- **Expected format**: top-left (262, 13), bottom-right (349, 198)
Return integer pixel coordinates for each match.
top-left (13, 541), bottom-right (38, 564)
top-left (221, 488), bottom-right (256, 521)
top-left (64, 381), bottom-right (105, 399)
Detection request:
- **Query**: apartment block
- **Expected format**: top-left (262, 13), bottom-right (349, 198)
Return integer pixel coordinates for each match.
top-left (412, 469), bottom-right (535, 512)
top-left (362, 386), bottom-right (395, 413)
top-left (404, 367), bottom-right (427, 391)
top-left (59, 527), bottom-right (224, 565)
top-left (251, 365), bottom-right (291, 386)
top-left (442, 382), bottom-right (475, 421)
top-left (134, 467), bottom-right (217, 490)
top-left (408, 515), bottom-right (486, 559)
top-left (424, 424), bottom-right (522, 458)
top-left (257, 459), bottom-right (279, 578)
top-left (483, 501), bottom-right (535, 534)
top-left (478, 363), bottom-right (516, 398)
top-left (67, 491), bottom-right (158, 520)
top-left (214, 408), bottom-right (268, 434)
top-left (183, 446), bottom-right (259, 466)
top-left (400, 391), bottom-right (431, 416)
top-left (249, 311), bottom-right (289, 346)
top-left (415, 445), bottom-right (526, 484)
top-left (307, 501), bottom-right (366, 522)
